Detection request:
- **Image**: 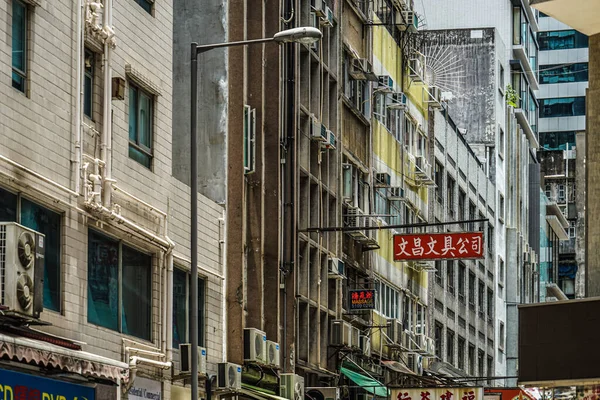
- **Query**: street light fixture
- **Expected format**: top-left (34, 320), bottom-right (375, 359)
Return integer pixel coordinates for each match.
top-left (188, 26), bottom-right (321, 400)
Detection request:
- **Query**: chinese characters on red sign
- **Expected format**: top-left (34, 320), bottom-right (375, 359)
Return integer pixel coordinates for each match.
top-left (348, 289), bottom-right (376, 310)
top-left (393, 232), bottom-right (485, 261)
top-left (392, 388), bottom-right (483, 400)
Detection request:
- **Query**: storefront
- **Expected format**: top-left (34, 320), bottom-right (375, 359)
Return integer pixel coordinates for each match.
top-left (0, 331), bottom-right (127, 399)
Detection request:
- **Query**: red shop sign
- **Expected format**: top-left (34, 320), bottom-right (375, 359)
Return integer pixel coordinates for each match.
top-left (393, 232), bottom-right (484, 261)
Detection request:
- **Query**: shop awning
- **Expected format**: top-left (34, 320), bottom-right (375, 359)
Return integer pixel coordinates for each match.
top-left (340, 366), bottom-right (389, 397)
top-left (381, 360), bottom-right (416, 376)
top-left (0, 331), bottom-right (127, 382)
top-left (241, 383), bottom-right (289, 400)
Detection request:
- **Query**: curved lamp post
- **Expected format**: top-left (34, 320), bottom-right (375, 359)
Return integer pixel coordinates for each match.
top-left (189, 27), bottom-right (321, 399)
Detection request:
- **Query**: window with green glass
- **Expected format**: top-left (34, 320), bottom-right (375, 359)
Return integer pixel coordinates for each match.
top-left (172, 267), bottom-right (205, 348)
top-left (135, 0), bottom-right (152, 14)
top-left (12, 0), bottom-right (27, 92)
top-left (538, 30), bottom-right (588, 50)
top-left (84, 49), bottom-right (95, 118)
top-left (539, 63), bottom-right (588, 84)
top-left (0, 187), bottom-right (62, 312)
top-left (540, 97), bottom-right (586, 118)
top-left (128, 84), bottom-right (153, 168)
top-left (87, 230), bottom-right (152, 340)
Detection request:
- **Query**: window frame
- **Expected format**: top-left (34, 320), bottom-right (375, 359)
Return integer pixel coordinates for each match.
top-left (0, 187), bottom-right (63, 312)
top-left (12, 0), bottom-right (28, 93)
top-left (173, 266), bottom-right (206, 348)
top-left (84, 48), bottom-right (95, 119)
top-left (128, 83), bottom-right (154, 168)
top-left (134, 0), bottom-right (153, 14)
top-left (87, 229), bottom-right (153, 341)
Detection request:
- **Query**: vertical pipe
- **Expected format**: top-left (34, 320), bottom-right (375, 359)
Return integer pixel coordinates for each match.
top-left (101, 0), bottom-right (113, 208)
top-left (74, 0), bottom-right (84, 195)
top-left (190, 42), bottom-right (199, 400)
top-left (166, 251), bottom-right (174, 362)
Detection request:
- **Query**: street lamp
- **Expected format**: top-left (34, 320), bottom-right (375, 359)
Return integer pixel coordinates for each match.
top-left (189, 26), bottom-right (321, 399)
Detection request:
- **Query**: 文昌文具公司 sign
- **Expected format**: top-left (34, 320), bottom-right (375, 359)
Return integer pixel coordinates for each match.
top-left (349, 289), bottom-right (376, 310)
top-left (0, 368), bottom-right (95, 400)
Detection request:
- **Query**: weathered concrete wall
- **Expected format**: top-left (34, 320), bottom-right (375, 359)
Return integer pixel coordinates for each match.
top-left (575, 131), bottom-right (586, 298)
top-left (585, 34), bottom-right (600, 297)
top-left (172, 0), bottom-right (228, 204)
top-left (423, 29), bottom-right (497, 145)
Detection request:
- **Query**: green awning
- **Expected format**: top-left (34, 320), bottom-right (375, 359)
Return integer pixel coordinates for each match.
top-left (340, 366), bottom-right (389, 398)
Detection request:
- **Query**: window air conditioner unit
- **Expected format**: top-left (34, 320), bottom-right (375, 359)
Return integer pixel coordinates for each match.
top-left (179, 344), bottom-right (207, 374)
top-left (359, 335), bottom-right (371, 357)
top-left (310, 114), bottom-right (326, 141)
top-left (328, 257), bottom-right (346, 277)
top-left (280, 373), bottom-right (305, 400)
top-left (402, 10), bottom-right (419, 31)
top-left (350, 58), bottom-right (376, 81)
top-left (377, 75), bottom-right (395, 93)
top-left (426, 336), bottom-right (435, 355)
top-left (306, 388), bottom-right (340, 400)
top-left (415, 155), bottom-right (430, 174)
top-left (321, 6), bottom-right (334, 27)
top-left (0, 223), bottom-right (45, 318)
top-left (425, 86), bottom-right (442, 105)
top-left (330, 319), bottom-right (352, 346)
top-left (311, 0), bottom-right (326, 17)
top-left (375, 172), bottom-right (392, 187)
top-left (386, 319), bottom-right (403, 344)
top-left (351, 326), bottom-right (361, 348)
top-left (244, 327), bottom-right (267, 363)
top-left (409, 58), bottom-right (424, 82)
top-left (217, 362), bottom-right (242, 390)
top-left (387, 92), bottom-right (407, 110)
top-left (322, 129), bottom-right (337, 150)
top-left (401, 330), bottom-right (412, 349)
top-left (388, 187), bottom-right (405, 200)
top-left (266, 340), bottom-right (281, 367)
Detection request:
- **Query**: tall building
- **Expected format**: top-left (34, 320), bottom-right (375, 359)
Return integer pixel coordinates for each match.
top-left (2, 0), bottom-right (225, 398)
top-left (536, 14), bottom-right (588, 299)
top-left (417, 0), bottom-right (541, 386)
top-left (529, 0), bottom-right (600, 299)
top-left (429, 109), bottom-right (498, 383)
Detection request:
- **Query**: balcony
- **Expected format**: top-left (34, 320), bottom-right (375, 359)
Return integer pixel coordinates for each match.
top-left (530, 0), bottom-right (600, 36)
top-left (514, 108), bottom-right (540, 149)
top-left (513, 23), bottom-right (540, 90)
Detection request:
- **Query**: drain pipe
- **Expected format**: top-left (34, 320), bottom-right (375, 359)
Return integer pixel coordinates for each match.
top-left (74, 0), bottom-right (84, 195)
top-left (101, 0), bottom-right (113, 208)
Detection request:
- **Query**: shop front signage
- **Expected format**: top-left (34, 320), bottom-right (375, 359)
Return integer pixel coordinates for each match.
top-left (391, 387), bottom-right (484, 400)
top-left (393, 232), bottom-right (484, 261)
top-left (0, 368), bottom-right (95, 400)
top-left (128, 377), bottom-right (161, 400)
top-left (349, 289), bottom-right (376, 310)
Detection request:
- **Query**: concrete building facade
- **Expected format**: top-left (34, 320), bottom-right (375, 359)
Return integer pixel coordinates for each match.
top-left (2, 0), bottom-right (225, 398)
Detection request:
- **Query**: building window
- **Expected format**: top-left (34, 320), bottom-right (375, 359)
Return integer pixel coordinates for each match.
top-left (446, 329), bottom-right (455, 365)
top-left (540, 97), bottom-right (586, 118)
top-left (569, 220), bottom-right (576, 238)
top-left (478, 349), bottom-right (485, 377)
top-left (487, 356), bottom-right (494, 384)
top-left (173, 267), bottom-right (206, 348)
top-left (499, 127), bottom-right (505, 158)
top-left (447, 175), bottom-right (455, 217)
top-left (128, 84), bottom-right (154, 168)
top-left (538, 30), bottom-right (589, 50)
top-left (458, 263), bottom-right (466, 302)
top-left (468, 343), bottom-right (475, 375)
top-left (499, 63), bottom-right (505, 92)
top-left (435, 261), bottom-right (443, 286)
top-left (434, 322), bottom-right (443, 359)
top-left (435, 162), bottom-right (444, 203)
top-left (376, 281), bottom-right (400, 319)
top-left (488, 225), bottom-right (494, 252)
top-left (446, 260), bottom-right (455, 295)
top-left (135, 0), bottom-right (153, 14)
top-left (0, 188), bottom-right (62, 312)
top-left (468, 202), bottom-right (476, 230)
top-left (88, 230), bottom-right (152, 340)
top-left (539, 63), bottom-right (588, 84)
top-left (558, 184), bottom-right (565, 203)
top-left (457, 336), bottom-right (466, 370)
top-left (487, 288), bottom-right (494, 318)
top-left (540, 131), bottom-right (576, 150)
top-left (12, 0), bottom-right (27, 92)
top-left (477, 280), bottom-right (485, 315)
top-left (499, 322), bottom-right (505, 350)
top-left (84, 49), bottom-right (95, 119)
top-left (499, 195), bottom-right (505, 222)
top-left (458, 190), bottom-right (466, 225)
top-left (468, 271), bottom-right (476, 308)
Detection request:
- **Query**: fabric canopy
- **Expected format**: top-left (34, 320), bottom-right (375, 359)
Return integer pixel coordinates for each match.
top-left (340, 366), bottom-right (389, 397)
top-left (240, 383), bottom-right (290, 400)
